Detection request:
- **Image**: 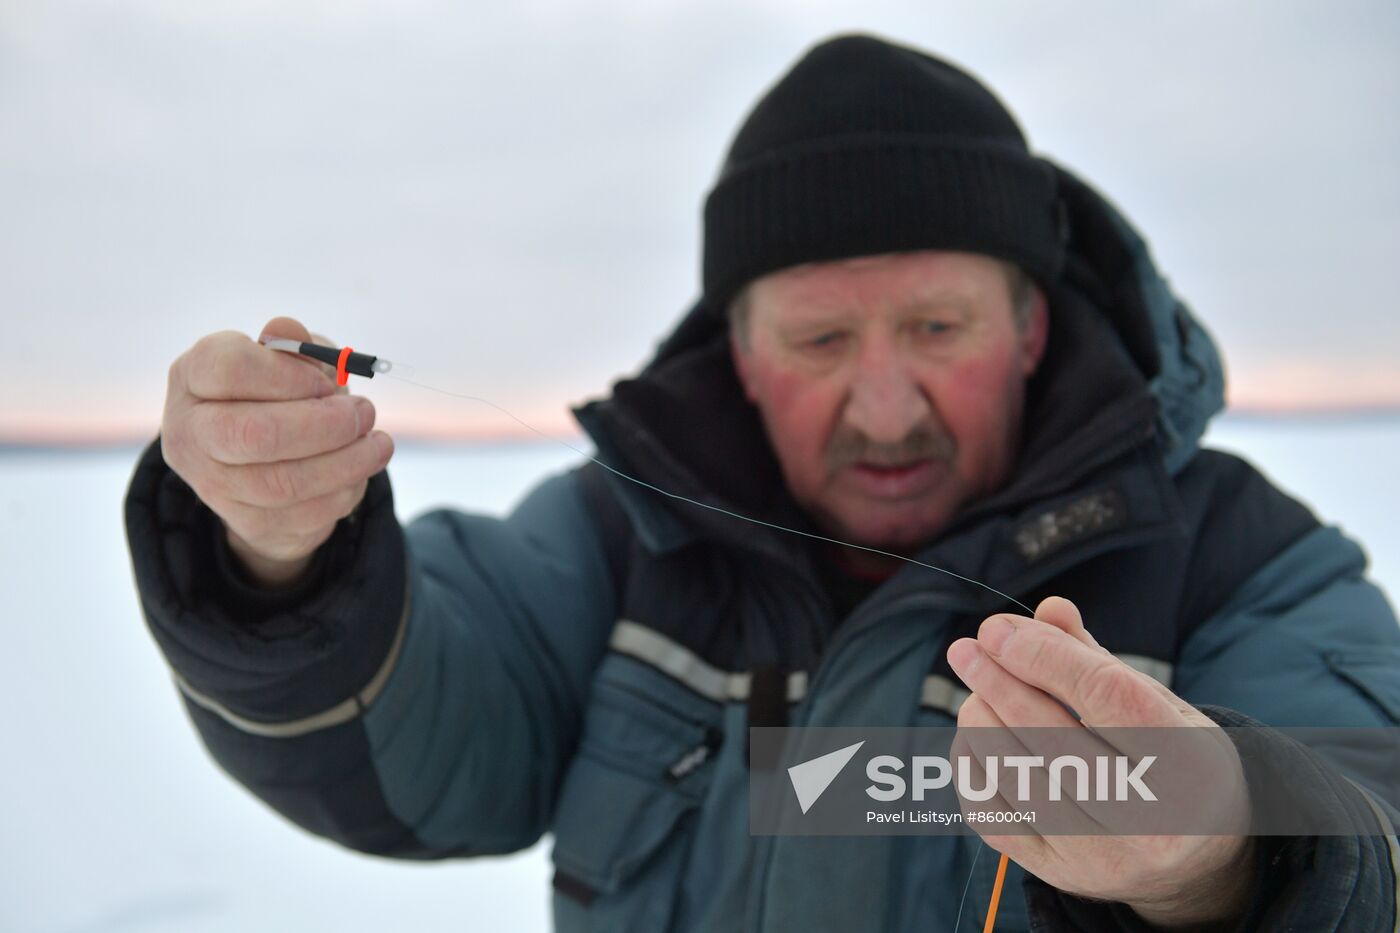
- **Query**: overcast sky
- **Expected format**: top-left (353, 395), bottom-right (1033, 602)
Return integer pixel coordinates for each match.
top-left (3, 0), bottom-right (1397, 442)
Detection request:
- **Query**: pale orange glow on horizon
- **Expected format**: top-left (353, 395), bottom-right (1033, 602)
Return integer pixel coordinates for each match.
top-left (1225, 359), bottom-right (1400, 413)
top-left (0, 388), bottom-right (583, 447)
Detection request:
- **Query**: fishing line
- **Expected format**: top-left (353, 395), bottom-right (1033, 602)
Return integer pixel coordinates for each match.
top-left (952, 839), bottom-right (984, 931)
top-left (385, 368), bottom-right (1035, 617)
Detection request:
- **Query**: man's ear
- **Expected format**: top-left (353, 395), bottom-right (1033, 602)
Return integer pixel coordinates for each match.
top-left (730, 328), bottom-right (759, 403)
top-left (1020, 286), bottom-right (1050, 377)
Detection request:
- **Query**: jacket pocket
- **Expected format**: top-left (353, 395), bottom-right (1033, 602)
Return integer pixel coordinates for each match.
top-left (1325, 648), bottom-right (1400, 724)
top-left (551, 657), bottom-right (721, 933)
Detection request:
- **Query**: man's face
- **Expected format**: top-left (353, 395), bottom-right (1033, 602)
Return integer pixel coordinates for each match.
top-left (730, 250), bottom-right (1048, 551)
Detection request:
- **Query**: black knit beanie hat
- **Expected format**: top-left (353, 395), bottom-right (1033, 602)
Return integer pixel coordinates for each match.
top-left (702, 34), bottom-right (1066, 314)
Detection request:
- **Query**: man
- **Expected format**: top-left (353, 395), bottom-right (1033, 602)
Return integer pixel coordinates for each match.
top-left (125, 34), bottom-right (1400, 931)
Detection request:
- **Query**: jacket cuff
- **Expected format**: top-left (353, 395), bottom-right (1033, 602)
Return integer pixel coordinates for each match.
top-left (123, 436), bottom-right (407, 722)
top-left (1022, 834), bottom-right (1292, 932)
top-left (1022, 705), bottom-right (1398, 931)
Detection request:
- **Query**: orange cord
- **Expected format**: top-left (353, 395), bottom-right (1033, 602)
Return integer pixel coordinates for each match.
top-left (982, 852), bottom-right (1009, 932)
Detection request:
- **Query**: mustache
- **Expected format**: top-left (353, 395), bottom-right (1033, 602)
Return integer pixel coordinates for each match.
top-left (825, 424), bottom-right (957, 472)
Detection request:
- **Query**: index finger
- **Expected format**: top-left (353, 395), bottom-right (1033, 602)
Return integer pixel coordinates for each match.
top-left (977, 615), bottom-right (1180, 729)
top-left (181, 331), bottom-right (338, 402)
top-left (191, 394), bottom-right (373, 465)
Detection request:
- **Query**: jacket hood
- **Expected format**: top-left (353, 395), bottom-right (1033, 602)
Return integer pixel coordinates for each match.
top-left (574, 163), bottom-right (1225, 554)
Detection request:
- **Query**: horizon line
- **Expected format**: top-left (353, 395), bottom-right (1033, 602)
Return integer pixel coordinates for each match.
top-left (5, 402), bottom-right (1400, 451)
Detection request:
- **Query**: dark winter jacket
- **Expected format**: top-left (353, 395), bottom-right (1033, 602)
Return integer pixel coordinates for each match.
top-left (125, 163), bottom-right (1400, 931)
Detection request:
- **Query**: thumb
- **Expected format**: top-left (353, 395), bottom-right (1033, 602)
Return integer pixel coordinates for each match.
top-left (258, 316), bottom-right (313, 344)
top-left (1038, 596), bottom-right (1191, 711)
top-left (258, 317), bottom-right (343, 391)
top-left (1034, 596), bottom-right (1104, 652)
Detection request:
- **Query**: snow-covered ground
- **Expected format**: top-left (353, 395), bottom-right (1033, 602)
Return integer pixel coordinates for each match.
top-left (2, 417), bottom-right (1396, 932)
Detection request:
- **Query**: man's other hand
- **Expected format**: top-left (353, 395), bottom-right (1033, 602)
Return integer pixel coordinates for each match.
top-left (947, 597), bottom-right (1256, 930)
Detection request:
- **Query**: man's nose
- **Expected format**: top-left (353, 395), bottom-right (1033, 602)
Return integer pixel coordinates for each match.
top-left (843, 344), bottom-right (933, 444)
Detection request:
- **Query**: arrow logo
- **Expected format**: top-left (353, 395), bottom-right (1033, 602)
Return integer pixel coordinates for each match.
top-left (787, 741), bottom-right (865, 814)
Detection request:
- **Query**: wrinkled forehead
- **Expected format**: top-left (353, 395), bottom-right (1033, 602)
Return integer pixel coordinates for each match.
top-left (745, 250), bottom-right (1019, 317)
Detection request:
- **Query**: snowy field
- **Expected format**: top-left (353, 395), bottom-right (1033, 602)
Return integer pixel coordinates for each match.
top-left (2, 417), bottom-right (1397, 932)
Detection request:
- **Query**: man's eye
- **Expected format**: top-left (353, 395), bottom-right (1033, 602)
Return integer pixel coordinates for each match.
top-left (808, 332), bottom-right (847, 349)
top-left (918, 320), bottom-right (955, 337)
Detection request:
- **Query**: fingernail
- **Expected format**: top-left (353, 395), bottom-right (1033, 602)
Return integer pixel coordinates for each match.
top-left (979, 615), bottom-right (1016, 656)
top-left (354, 398), bottom-right (373, 436)
top-left (947, 639), bottom-right (982, 677)
top-left (371, 430), bottom-right (393, 459)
